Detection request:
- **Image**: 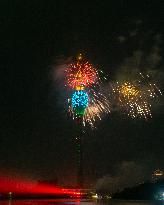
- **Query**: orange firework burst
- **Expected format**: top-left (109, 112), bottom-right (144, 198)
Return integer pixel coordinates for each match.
top-left (65, 58), bottom-right (99, 89)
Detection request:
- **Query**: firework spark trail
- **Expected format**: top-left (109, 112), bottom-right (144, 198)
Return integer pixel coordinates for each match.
top-left (83, 90), bottom-right (110, 128)
top-left (139, 72), bottom-right (163, 98)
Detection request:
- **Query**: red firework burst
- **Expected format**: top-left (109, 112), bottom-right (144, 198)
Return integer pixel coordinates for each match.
top-left (65, 61), bottom-right (99, 89)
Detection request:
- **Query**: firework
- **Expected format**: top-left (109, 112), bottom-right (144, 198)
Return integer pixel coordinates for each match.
top-left (65, 61), bottom-right (99, 89)
top-left (66, 54), bottom-right (110, 128)
top-left (114, 73), bottom-right (162, 119)
top-left (68, 88), bottom-right (111, 128)
top-left (139, 72), bottom-right (162, 98)
top-left (71, 90), bottom-right (89, 117)
top-left (116, 82), bottom-right (151, 119)
top-left (83, 89), bottom-right (110, 128)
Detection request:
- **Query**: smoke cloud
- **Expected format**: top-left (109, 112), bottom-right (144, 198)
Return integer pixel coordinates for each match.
top-left (96, 161), bottom-right (148, 194)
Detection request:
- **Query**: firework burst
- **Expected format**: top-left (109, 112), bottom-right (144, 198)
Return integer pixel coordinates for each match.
top-left (68, 88), bottom-right (110, 128)
top-left (68, 89), bottom-right (111, 128)
top-left (84, 89), bottom-right (110, 128)
top-left (116, 82), bottom-right (151, 119)
top-left (114, 73), bottom-right (162, 119)
top-left (65, 61), bottom-right (100, 89)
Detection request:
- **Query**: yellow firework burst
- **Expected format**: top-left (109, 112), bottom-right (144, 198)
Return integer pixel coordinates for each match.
top-left (119, 82), bottom-right (140, 98)
top-left (117, 82), bottom-right (152, 119)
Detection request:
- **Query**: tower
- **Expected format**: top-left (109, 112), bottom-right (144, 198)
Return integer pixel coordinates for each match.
top-left (66, 53), bottom-right (97, 187)
top-left (71, 54), bottom-right (86, 187)
top-left (75, 129), bottom-right (83, 187)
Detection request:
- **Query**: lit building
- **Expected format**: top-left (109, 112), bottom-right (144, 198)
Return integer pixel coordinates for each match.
top-left (152, 169), bottom-right (164, 182)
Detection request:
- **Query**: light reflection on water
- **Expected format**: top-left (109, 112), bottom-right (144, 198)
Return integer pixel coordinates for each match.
top-left (0, 199), bottom-right (163, 205)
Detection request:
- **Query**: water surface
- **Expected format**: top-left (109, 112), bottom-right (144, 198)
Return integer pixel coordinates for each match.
top-left (0, 199), bottom-right (160, 205)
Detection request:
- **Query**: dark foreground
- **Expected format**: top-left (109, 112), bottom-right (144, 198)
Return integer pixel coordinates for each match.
top-left (0, 199), bottom-right (162, 205)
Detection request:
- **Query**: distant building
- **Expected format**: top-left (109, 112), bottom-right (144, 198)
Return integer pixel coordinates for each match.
top-left (152, 169), bottom-right (164, 182)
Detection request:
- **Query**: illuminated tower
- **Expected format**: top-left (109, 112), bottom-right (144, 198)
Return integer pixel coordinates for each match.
top-left (71, 88), bottom-right (87, 186)
top-left (66, 53), bottom-right (98, 187)
top-left (71, 54), bottom-right (87, 187)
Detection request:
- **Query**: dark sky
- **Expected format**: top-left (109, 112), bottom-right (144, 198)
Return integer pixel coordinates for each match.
top-left (1, 1), bottom-right (164, 187)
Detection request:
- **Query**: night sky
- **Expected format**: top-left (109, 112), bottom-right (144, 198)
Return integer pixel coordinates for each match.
top-left (1, 1), bottom-right (164, 188)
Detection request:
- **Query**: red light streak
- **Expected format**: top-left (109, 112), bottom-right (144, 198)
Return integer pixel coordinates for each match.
top-left (0, 174), bottom-right (83, 197)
